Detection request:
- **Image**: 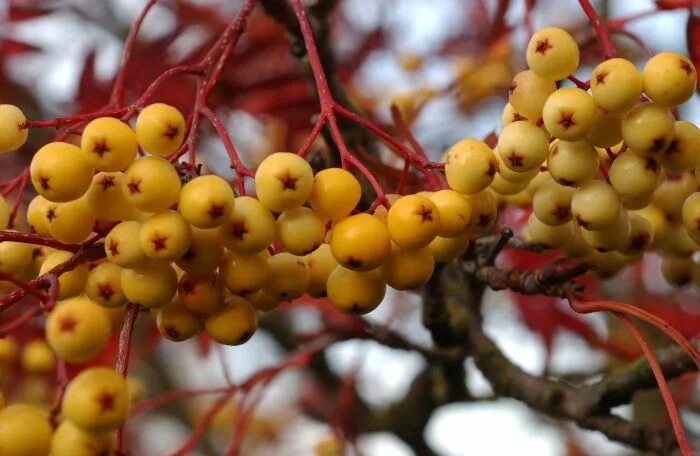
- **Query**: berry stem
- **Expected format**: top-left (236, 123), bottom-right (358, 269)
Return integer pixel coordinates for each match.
top-left (617, 313), bottom-right (693, 456)
top-left (7, 170), bottom-right (29, 229)
top-left (0, 230), bottom-right (80, 252)
top-left (577, 0), bottom-right (618, 59)
top-left (115, 302), bottom-right (140, 455)
top-left (48, 358), bottom-right (68, 428)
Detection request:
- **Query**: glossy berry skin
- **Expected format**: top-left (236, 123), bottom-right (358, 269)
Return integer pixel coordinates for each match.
top-left (178, 272), bottom-right (224, 314)
top-left (105, 221), bottom-right (148, 268)
top-left (581, 209), bottom-right (630, 252)
top-left (508, 70), bottom-right (556, 120)
top-left (660, 121), bottom-right (700, 173)
top-left (263, 252), bottom-right (310, 301)
top-left (621, 103), bottom-right (674, 156)
top-left (39, 251), bottom-right (88, 299)
top-left (330, 213), bottom-right (391, 271)
top-left (653, 173), bottom-right (697, 223)
top-left (155, 299), bottom-right (202, 342)
top-left (525, 213), bottom-right (572, 249)
top-left (122, 156), bottom-right (181, 212)
top-left (497, 121), bottom-right (549, 172)
top-left (429, 190), bottom-right (472, 237)
top-left (590, 58), bottom-right (643, 113)
top-left (660, 255), bottom-right (693, 287)
top-left (309, 168), bottom-right (361, 221)
top-left (30, 142), bottom-right (93, 202)
top-left (0, 404), bottom-right (52, 456)
top-left (620, 212), bottom-right (654, 256)
top-left (46, 296), bottom-right (112, 363)
top-left (204, 296), bottom-right (257, 345)
top-left (276, 206), bottom-right (325, 255)
top-left (682, 192), bottom-right (700, 236)
top-left (178, 175), bottom-right (235, 228)
top-left (85, 261), bottom-right (127, 308)
top-left (220, 250), bottom-right (269, 296)
top-left (526, 27), bottom-right (579, 81)
top-left (387, 195), bottom-right (440, 248)
top-left (135, 103), bottom-right (186, 156)
top-left (139, 210), bottom-right (192, 261)
top-left (327, 266), bottom-right (386, 315)
top-left (254, 152), bottom-right (313, 212)
top-left (81, 117), bottom-right (138, 171)
top-left (382, 245), bottom-right (434, 290)
top-left (86, 172), bottom-right (138, 222)
top-left (586, 109), bottom-right (623, 148)
top-left (609, 152), bottom-right (660, 201)
top-left (428, 232), bottom-right (471, 262)
top-left (21, 339), bottom-right (55, 374)
top-left (444, 138), bottom-right (497, 194)
top-left (121, 261), bottom-right (178, 308)
top-left (571, 180), bottom-right (621, 230)
top-left (46, 197), bottom-right (96, 244)
top-left (542, 88), bottom-right (597, 141)
top-left (176, 227), bottom-right (224, 276)
top-left (532, 180), bottom-right (574, 226)
top-left (547, 140), bottom-right (599, 187)
top-left (305, 243), bottom-right (339, 298)
top-left (643, 52), bottom-right (697, 107)
top-left (0, 105), bottom-right (28, 153)
top-left (62, 367), bottom-right (129, 432)
top-left (219, 196), bottom-right (276, 254)
top-left (50, 420), bottom-right (113, 456)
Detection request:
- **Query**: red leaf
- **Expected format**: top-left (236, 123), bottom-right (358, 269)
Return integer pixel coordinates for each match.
top-left (687, 13), bottom-right (700, 90)
top-left (8, 5), bottom-right (52, 21)
top-left (1, 39), bottom-right (39, 56)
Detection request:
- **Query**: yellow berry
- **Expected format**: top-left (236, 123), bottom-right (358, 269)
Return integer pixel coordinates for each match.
top-left (532, 180), bottom-right (575, 225)
top-left (85, 172), bottom-right (138, 221)
top-left (220, 250), bottom-right (270, 296)
top-left (139, 210), bottom-right (192, 261)
top-left (428, 232), bottom-right (471, 262)
top-left (387, 195), bottom-right (440, 248)
top-left (497, 121), bottom-right (549, 172)
top-left (330, 213), bottom-right (391, 271)
top-left (0, 337), bottom-right (19, 365)
top-left (135, 103), bottom-right (186, 157)
top-left (155, 299), bottom-right (202, 342)
top-left (46, 197), bottom-right (96, 244)
top-left (62, 367), bottom-right (128, 432)
top-left (121, 261), bottom-right (178, 308)
top-left (46, 296), bottom-right (112, 363)
top-left (660, 256), bottom-right (693, 286)
top-left (205, 296), bottom-right (257, 345)
top-left (81, 117), bottom-right (137, 171)
top-left (444, 139), bottom-right (497, 194)
top-left (309, 168), bottom-right (361, 221)
top-left (21, 339), bottom-right (55, 374)
top-left (581, 209), bottom-right (630, 252)
top-left (105, 221), bottom-right (148, 268)
top-left (542, 88), bottom-right (597, 141)
top-left (660, 121), bottom-right (700, 173)
top-left (254, 152), bottom-right (313, 212)
top-left (85, 261), bottom-right (127, 308)
top-left (250, 290), bottom-right (282, 312)
top-left (178, 175), bottom-right (235, 228)
top-left (428, 189), bottom-right (472, 237)
top-left (633, 205), bottom-right (669, 249)
top-left (276, 207), bottom-right (325, 255)
top-left (620, 212), bottom-right (654, 256)
top-left (27, 195), bottom-right (52, 236)
top-left (590, 58), bottom-right (643, 113)
top-left (508, 70), bottom-right (556, 120)
top-left (50, 419), bottom-right (113, 456)
top-left (0, 404), bottom-right (52, 456)
top-left (609, 152), bottom-right (660, 200)
top-left (178, 272), bottom-right (224, 314)
top-left (0, 239), bottom-right (34, 278)
top-left (30, 142), bottom-right (93, 202)
top-left (305, 243), bottom-right (339, 297)
top-left (586, 109), bottom-right (623, 148)
top-left (0, 196), bottom-right (8, 231)
top-left (525, 213), bottom-right (572, 248)
top-left (382, 244), bottom-right (434, 290)
top-left (490, 172), bottom-right (530, 195)
top-left (571, 180), bottom-right (621, 230)
top-left (621, 103), bottom-right (674, 155)
top-left (263, 252), bottom-right (309, 301)
top-left (327, 266), bottom-right (385, 315)
top-left (39, 250), bottom-right (88, 299)
top-left (122, 156), bottom-right (181, 212)
top-left (643, 52), bottom-right (697, 107)
top-left (0, 105), bottom-right (28, 153)
top-left (219, 196), bottom-right (276, 254)
top-left (493, 150), bottom-right (539, 183)
top-left (526, 27), bottom-right (579, 81)
top-left (175, 227), bottom-right (224, 276)
top-left (547, 140), bottom-right (599, 187)
top-left (501, 102), bottom-right (529, 128)
top-left (653, 173), bottom-right (697, 223)
top-left (465, 190), bottom-right (497, 236)
top-left (682, 192), bottom-right (700, 236)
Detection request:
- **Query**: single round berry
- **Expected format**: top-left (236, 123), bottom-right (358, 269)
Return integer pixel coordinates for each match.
top-left (444, 138), bottom-right (497, 194)
top-left (571, 180), bottom-right (621, 230)
top-left (121, 261), bottom-right (178, 308)
top-left (330, 213), bottom-right (391, 271)
top-left (387, 194), bottom-right (440, 248)
top-left (428, 189), bottom-right (472, 237)
top-left (508, 70), bottom-right (557, 120)
top-left (493, 149), bottom-right (539, 183)
top-left (0, 404), bottom-right (52, 456)
top-left (30, 142), bottom-right (93, 202)
top-left (532, 180), bottom-right (575, 226)
top-left (263, 252), bottom-right (310, 301)
top-left (525, 213), bottom-right (572, 248)
top-left (547, 140), bottom-right (599, 187)
top-left (660, 121), bottom-right (700, 173)
top-left (21, 339), bottom-right (55, 374)
top-left (382, 244), bottom-right (434, 290)
top-left (309, 168), bottom-right (361, 221)
top-left (46, 197), bottom-right (96, 244)
top-left (428, 232), bottom-right (471, 262)
top-left (254, 152), bottom-right (313, 212)
top-left (50, 419), bottom-right (113, 456)
top-left (122, 156), bottom-right (181, 212)
top-left (586, 109), bottom-right (623, 148)
top-left (609, 152), bottom-right (660, 201)
top-left (178, 272), bottom-right (224, 314)
top-left (62, 367), bottom-right (129, 432)
top-left (465, 190), bottom-right (498, 236)
top-left (526, 27), bottom-right (579, 81)
top-left (643, 52), bottom-right (697, 107)
top-left (276, 206), bottom-right (325, 255)
top-left (81, 117), bottom-right (138, 171)
top-left (46, 296), bottom-right (112, 363)
top-left (653, 173), bottom-right (697, 223)
top-left (542, 87), bottom-right (597, 141)
top-left (633, 205), bottom-right (669, 249)
top-left (327, 266), bottom-right (385, 315)
top-left (590, 58), bottom-right (643, 113)
top-left (105, 221), bottom-right (148, 268)
top-left (621, 103), bottom-right (674, 155)
top-left (139, 210), bottom-right (192, 261)
top-left (178, 175), bottom-right (235, 228)
top-left (0, 105), bottom-right (28, 153)
top-left (26, 195), bottom-right (52, 236)
top-left (85, 172), bottom-right (138, 222)
top-left (135, 103), bottom-right (186, 156)
top-left (581, 209), bottom-right (630, 252)
top-left (176, 227), bottom-right (224, 276)
top-left (220, 249), bottom-right (271, 297)
top-left (682, 192), bottom-right (700, 236)
top-left (219, 196), bottom-right (276, 254)
top-left (0, 239), bottom-right (34, 279)
top-left (305, 243), bottom-right (339, 298)
top-left (39, 250), bottom-right (89, 299)
top-left (155, 299), bottom-right (202, 342)
top-left (620, 212), bottom-right (654, 256)
top-left (497, 121), bottom-right (549, 172)
top-left (660, 255), bottom-right (693, 287)
top-left (85, 261), bottom-right (127, 308)
top-left (204, 296), bottom-right (257, 345)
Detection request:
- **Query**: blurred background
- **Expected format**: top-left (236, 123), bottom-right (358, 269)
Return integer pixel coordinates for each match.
top-left (1, 0), bottom-right (699, 454)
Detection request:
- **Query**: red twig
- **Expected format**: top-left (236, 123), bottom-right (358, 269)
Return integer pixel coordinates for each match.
top-left (173, 395), bottom-right (231, 456)
top-left (567, 75), bottom-right (590, 90)
top-left (0, 230), bottom-right (80, 252)
top-left (48, 359), bottom-right (68, 428)
top-left (577, 0), bottom-right (618, 59)
top-left (7, 170), bottom-right (29, 229)
top-left (115, 303), bottom-right (139, 455)
top-left (617, 313), bottom-right (693, 456)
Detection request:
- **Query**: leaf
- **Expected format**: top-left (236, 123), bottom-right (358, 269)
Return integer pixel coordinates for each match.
top-left (7, 5), bottom-right (52, 21)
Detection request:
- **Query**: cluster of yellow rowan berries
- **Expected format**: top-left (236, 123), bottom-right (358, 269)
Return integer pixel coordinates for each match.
top-left (445, 27), bottom-right (700, 281)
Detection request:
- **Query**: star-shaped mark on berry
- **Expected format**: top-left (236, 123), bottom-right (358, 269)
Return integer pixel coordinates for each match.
top-left (151, 235), bottom-right (168, 251)
top-left (508, 153), bottom-right (524, 168)
top-left (509, 81), bottom-right (518, 93)
top-left (164, 325), bottom-right (181, 340)
top-left (650, 136), bottom-right (668, 152)
top-left (99, 175), bottom-right (116, 191)
top-left (594, 70), bottom-right (608, 85)
top-left (278, 173), bottom-right (298, 190)
top-left (39, 176), bottom-right (50, 190)
top-left (97, 392), bottom-right (115, 412)
top-left (486, 162), bottom-right (497, 177)
top-left (558, 112), bottom-right (575, 129)
top-left (108, 240), bottom-right (119, 256)
top-left (418, 205), bottom-right (433, 222)
top-left (645, 158), bottom-right (659, 172)
top-left (680, 59), bottom-right (694, 75)
top-left (92, 141), bottom-right (109, 158)
top-left (629, 233), bottom-right (650, 250)
top-left (97, 284), bottom-right (114, 301)
top-left (207, 204), bottom-right (225, 219)
top-left (164, 125), bottom-right (179, 139)
top-left (59, 316), bottom-right (78, 333)
top-left (575, 214), bottom-right (588, 229)
top-left (535, 39), bottom-right (552, 54)
top-left (46, 207), bottom-right (57, 222)
top-left (231, 222), bottom-right (248, 240)
top-left (179, 279), bottom-right (196, 295)
top-left (127, 179), bottom-right (141, 194)
top-left (346, 256), bottom-right (363, 269)
top-left (553, 205), bottom-right (570, 221)
top-left (478, 214), bottom-right (492, 227)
